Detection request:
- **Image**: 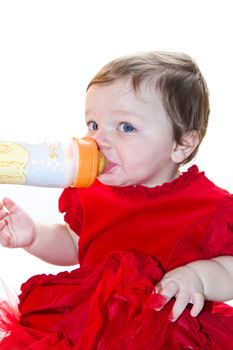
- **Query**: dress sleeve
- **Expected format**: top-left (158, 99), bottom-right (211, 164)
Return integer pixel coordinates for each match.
top-left (204, 195), bottom-right (233, 258)
top-left (58, 187), bottom-right (83, 236)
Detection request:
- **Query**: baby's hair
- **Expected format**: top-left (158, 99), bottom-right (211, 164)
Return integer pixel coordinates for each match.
top-left (87, 51), bottom-right (210, 163)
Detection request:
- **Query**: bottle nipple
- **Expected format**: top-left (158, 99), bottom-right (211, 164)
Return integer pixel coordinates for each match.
top-left (98, 151), bottom-right (106, 175)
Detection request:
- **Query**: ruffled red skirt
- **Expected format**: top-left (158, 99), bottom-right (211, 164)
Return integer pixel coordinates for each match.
top-left (1, 251), bottom-right (233, 349)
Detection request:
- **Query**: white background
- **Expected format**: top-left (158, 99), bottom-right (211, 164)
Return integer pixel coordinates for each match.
top-left (0, 0), bottom-right (233, 307)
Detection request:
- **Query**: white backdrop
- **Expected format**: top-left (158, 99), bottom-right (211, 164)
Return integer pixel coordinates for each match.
top-left (0, 0), bottom-right (233, 307)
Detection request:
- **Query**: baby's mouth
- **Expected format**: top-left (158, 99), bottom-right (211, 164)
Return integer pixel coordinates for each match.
top-left (102, 158), bottom-right (117, 174)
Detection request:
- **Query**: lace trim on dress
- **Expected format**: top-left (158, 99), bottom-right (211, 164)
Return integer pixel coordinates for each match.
top-left (111, 165), bottom-right (202, 198)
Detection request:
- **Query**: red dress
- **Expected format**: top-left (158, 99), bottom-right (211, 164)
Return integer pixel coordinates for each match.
top-left (1, 165), bottom-right (233, 349)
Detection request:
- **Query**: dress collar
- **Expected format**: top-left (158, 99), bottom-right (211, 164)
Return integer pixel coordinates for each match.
top-left (110, 165), bottom-right (202, 198)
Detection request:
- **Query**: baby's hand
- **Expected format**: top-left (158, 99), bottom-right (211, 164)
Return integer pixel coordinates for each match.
top-left (0, 198), bottom-right (36, 248)
top-left (155, 265), bottom-right (205, 322)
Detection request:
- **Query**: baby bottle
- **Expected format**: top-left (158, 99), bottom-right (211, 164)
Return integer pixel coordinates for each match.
top-left (0, 137), bottom-right (106, 188)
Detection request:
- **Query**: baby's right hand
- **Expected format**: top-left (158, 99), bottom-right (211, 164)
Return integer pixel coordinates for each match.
top-left (0, 198), bottom-right (36, 248)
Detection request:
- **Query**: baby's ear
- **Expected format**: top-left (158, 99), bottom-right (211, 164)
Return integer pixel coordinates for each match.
top-left (171, 130), bottom-right (200, 164)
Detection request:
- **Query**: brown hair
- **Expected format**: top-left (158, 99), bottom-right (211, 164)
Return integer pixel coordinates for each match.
top-left (87, 51), bottom-right (210, 163)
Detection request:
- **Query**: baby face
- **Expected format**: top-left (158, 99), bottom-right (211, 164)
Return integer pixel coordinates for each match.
top-left (85, 78), bottom-right (179, 187)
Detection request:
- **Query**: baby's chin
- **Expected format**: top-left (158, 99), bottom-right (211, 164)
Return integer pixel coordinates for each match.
top-left (98, 175), bottom-right (160, 188)
top-left (97, 174), bottom-right (135, 187)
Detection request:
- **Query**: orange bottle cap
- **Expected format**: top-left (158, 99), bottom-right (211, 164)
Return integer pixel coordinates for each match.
top-left (72, 137), bottom-right (105, 188)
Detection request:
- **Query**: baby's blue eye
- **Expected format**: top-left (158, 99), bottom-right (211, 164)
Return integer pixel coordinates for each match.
top-left (119, 122), bottom-right (135, 133)
top-left (88, 121), bottom-right (98, 131)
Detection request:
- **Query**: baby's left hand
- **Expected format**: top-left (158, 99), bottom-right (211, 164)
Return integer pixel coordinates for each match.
top-left (155, 265), bottom-right (205, 322)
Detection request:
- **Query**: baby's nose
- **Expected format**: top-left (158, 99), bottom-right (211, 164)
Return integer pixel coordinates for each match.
top-left (93, 130), bottom-right (111, 150)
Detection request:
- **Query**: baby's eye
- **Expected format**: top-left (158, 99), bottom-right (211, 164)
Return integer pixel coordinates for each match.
top-left (87, 121), bottom-right (98, 131)
top-left (118, 122), bottom-right (136, 133)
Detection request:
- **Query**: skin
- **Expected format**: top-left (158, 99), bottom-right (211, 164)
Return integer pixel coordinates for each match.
top-left (85, 78), bottom-right (181, 187)
top-left (0, 78), bottom-right (233, 323)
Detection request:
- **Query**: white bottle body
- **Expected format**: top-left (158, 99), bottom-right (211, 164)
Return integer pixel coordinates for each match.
top-left (0, 137), bottom-right (79, 188)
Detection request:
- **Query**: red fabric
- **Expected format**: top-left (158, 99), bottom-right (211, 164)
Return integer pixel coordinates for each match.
top-left (1, 165), bottom-right (233, 349)
top-left (60, 165), bottom-right (233, 269)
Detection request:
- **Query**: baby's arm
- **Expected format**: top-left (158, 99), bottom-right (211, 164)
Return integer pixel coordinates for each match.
top-left (0, 197), bottom-right (79, 266)
top-left (25, 223), bottom-right (79, 266)
top-left (155, 256), bottom-right (233, 321)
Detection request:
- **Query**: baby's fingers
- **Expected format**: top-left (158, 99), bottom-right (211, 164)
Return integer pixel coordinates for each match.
top-left (0, 220), bottom-right (6, 231)
top-left (0, 222), bottom-right (13, 247)
top-left (190, 292), bottom-right (205, 317)
top-left (169, 292), bottom-right (190, 322)
top-left (170, 291), bottom-right (204, 321)
top-left (160, 281), bottom-right (179, 299)
top-left (3, 198), bottom-right (21, 214)
top-left (0, 209), bottom-right (9, 220)
top-left (155, 281), bottom-right (179, 310)
top-left (0, 198), bottom-right (18, 220)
